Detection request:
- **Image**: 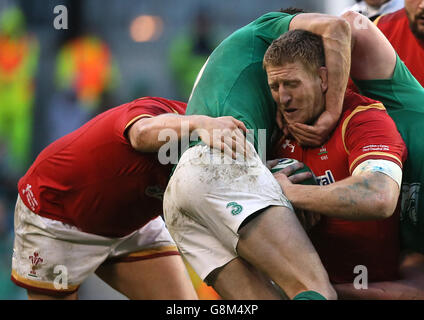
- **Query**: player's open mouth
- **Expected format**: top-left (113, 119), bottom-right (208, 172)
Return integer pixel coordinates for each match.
top-left (284, 108), bottom-right (297, 114)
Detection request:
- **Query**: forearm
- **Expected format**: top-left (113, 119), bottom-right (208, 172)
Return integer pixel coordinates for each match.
top-left (341, 10), bottom-right (396, 80)
top-left (129, 114), bottom-right (205, 152)
top-left (290, 14), bottom-right (351, 121)
top-left (283, 173), bottom-right (398, 220)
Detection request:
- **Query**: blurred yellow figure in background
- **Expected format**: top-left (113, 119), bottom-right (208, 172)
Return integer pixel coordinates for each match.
top-left (169, 10), bottom-right (215, 100)
top-left (0, 7), bottom-right (39, 174)
top-left (184, 260), bottom-right (221, 300)
top-left (55, 35), bottom-right (119, 112)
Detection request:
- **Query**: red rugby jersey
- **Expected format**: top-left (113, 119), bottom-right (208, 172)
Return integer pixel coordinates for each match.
top-left (376, 9), bottom-right (424, 86)
top-left (18, 97), bottom-right (186, 237)
top-left (274, 89), bottom-right (407, 283)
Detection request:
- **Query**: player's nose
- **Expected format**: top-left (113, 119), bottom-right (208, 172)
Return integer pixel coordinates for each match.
top-left (279, 87), bottom-right (291, 107)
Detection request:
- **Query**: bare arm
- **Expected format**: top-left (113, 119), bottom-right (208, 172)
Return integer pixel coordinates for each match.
top-left (128, 114), bottom-right (247, 156)
top-left (288, 13), bottom-right (352, 146)
top-left (274, 170), bottom-right (400, 220)
top-left (342, 10), bottom-right (397, 80)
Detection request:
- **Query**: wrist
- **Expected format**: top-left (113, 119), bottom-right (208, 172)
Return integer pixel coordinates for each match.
top-left (189, 115), bottom-right (207, 133)
top-left (284, 183), bottom-right (296, 204)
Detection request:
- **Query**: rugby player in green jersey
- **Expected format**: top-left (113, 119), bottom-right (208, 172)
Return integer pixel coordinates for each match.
top-left (164, 9), bottom-right (350, 300)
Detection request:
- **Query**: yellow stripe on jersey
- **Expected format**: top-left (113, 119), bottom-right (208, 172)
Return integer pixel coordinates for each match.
top-left (11, 269), bottom-right (79, 292)
top-left (341, 103), bottom-right (386, 155)
top-left (124, 114), bottom-right (154, 131)
top-left (135, 97), bottom-right (180, 114)
top-left (349, 152), bottom-right (403, 174)
top-left (167, 106), bottom-right (180, 115)
top-left (126, 245), bottom-right (179, 258)
top-left (373, 15), bottom-right (384, 26)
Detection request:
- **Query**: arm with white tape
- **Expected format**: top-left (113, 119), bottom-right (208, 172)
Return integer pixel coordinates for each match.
top-left (274, 159), bottom-right (401, 220)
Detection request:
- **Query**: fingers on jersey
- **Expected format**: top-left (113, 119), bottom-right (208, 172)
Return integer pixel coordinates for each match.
top-left (266, 159), bottom-right (280, 170)
top-left (197, 118), bottom-right (248, 159)
top-left (214, 128), bottom-right (247, 159)
top-left (230, 116), bottom-right (247, 133)
top-left (274, 160), bottom-right (304, 176)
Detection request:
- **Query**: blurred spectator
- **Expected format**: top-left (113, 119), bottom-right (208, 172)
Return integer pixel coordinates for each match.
top-left (169, 10), bottom-right (215, 101)
top-left (0, 7), bottom-right (38, 299)
top-left (47, 35), bottom-right (120, 142)
top-left (343, 0), bottom-right (404, 20)
top-left (0, 198), bottom-right (22, 299)
top-left (375, 1), bottom-right (424, 86)
top-left (0, 6), bottom-right (39, 175)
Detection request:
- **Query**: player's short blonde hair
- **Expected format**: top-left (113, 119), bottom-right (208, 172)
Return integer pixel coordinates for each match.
top-left (263, 29), bottom-right (325, 73)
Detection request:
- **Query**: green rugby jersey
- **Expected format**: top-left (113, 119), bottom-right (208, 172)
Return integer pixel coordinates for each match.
top-left (355, 55), bottom-right (424, 253)
top-left (354, 55), bottom-right (424, 112)
top-left (186, 12), bottom-right (296, 159)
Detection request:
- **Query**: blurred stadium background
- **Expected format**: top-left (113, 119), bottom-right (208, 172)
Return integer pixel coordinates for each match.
top-left (0, 0), bottom-right (355, 299)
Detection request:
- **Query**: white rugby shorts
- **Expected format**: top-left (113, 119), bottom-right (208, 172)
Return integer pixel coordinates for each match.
top-left (11, 195), bottom-right (179, 295)
top-left (163, 141), bottom-right (293, 282)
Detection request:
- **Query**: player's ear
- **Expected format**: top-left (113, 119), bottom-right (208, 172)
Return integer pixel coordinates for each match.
top-left (318, 66), bottom-right (328, 93)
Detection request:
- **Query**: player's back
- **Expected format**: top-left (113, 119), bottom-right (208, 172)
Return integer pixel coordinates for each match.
top-left (18, 97), bottom-right (186, 237)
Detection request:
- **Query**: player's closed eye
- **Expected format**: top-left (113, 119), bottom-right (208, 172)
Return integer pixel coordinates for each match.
top-left (284, 81), bottom-right (300, 88)
top-left (270, 84), bottom-right (279, 91)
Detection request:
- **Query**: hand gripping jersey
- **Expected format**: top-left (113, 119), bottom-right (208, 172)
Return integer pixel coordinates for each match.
top-left (274, 89), bottom-right (407, 283)
top-left (18, 97), bottom-right (186, 237)
top-left (375, 9), bottom-right (424, 87)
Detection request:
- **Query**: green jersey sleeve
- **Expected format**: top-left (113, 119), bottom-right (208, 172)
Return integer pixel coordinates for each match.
top-left (354, 55), bottom-right (424, 112)
top-left (186, 12), bottom-right (296, 154)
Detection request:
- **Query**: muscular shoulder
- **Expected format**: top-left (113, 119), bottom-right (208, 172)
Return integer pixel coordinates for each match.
top-left (341, 88), bottom-right (382, 117)
top-left (341, 90), bottom-right (392, 134)
top-left (340, 91), bottom-right (406, 171)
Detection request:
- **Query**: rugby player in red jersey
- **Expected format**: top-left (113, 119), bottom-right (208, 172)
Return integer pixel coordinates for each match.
top-left (11, 96), bottom-right (246, 300)
top-left (375, 0), bottom-right (424, 86)
top-left (269, 9), bottom-right (424, 299)
top-left (264, 29), bottom-right (408, 295)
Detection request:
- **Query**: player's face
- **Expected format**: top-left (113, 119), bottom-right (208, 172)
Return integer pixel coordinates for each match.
top-left (267, 61), bottom-right (327, 126)
top-left (405, 0), bottom-right (424, 39)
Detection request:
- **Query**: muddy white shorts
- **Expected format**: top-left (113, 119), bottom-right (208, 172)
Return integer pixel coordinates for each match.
top-left (11, 195), bottom-right (179, 295)
top-left (163, 141), bottom-right (293, 282)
